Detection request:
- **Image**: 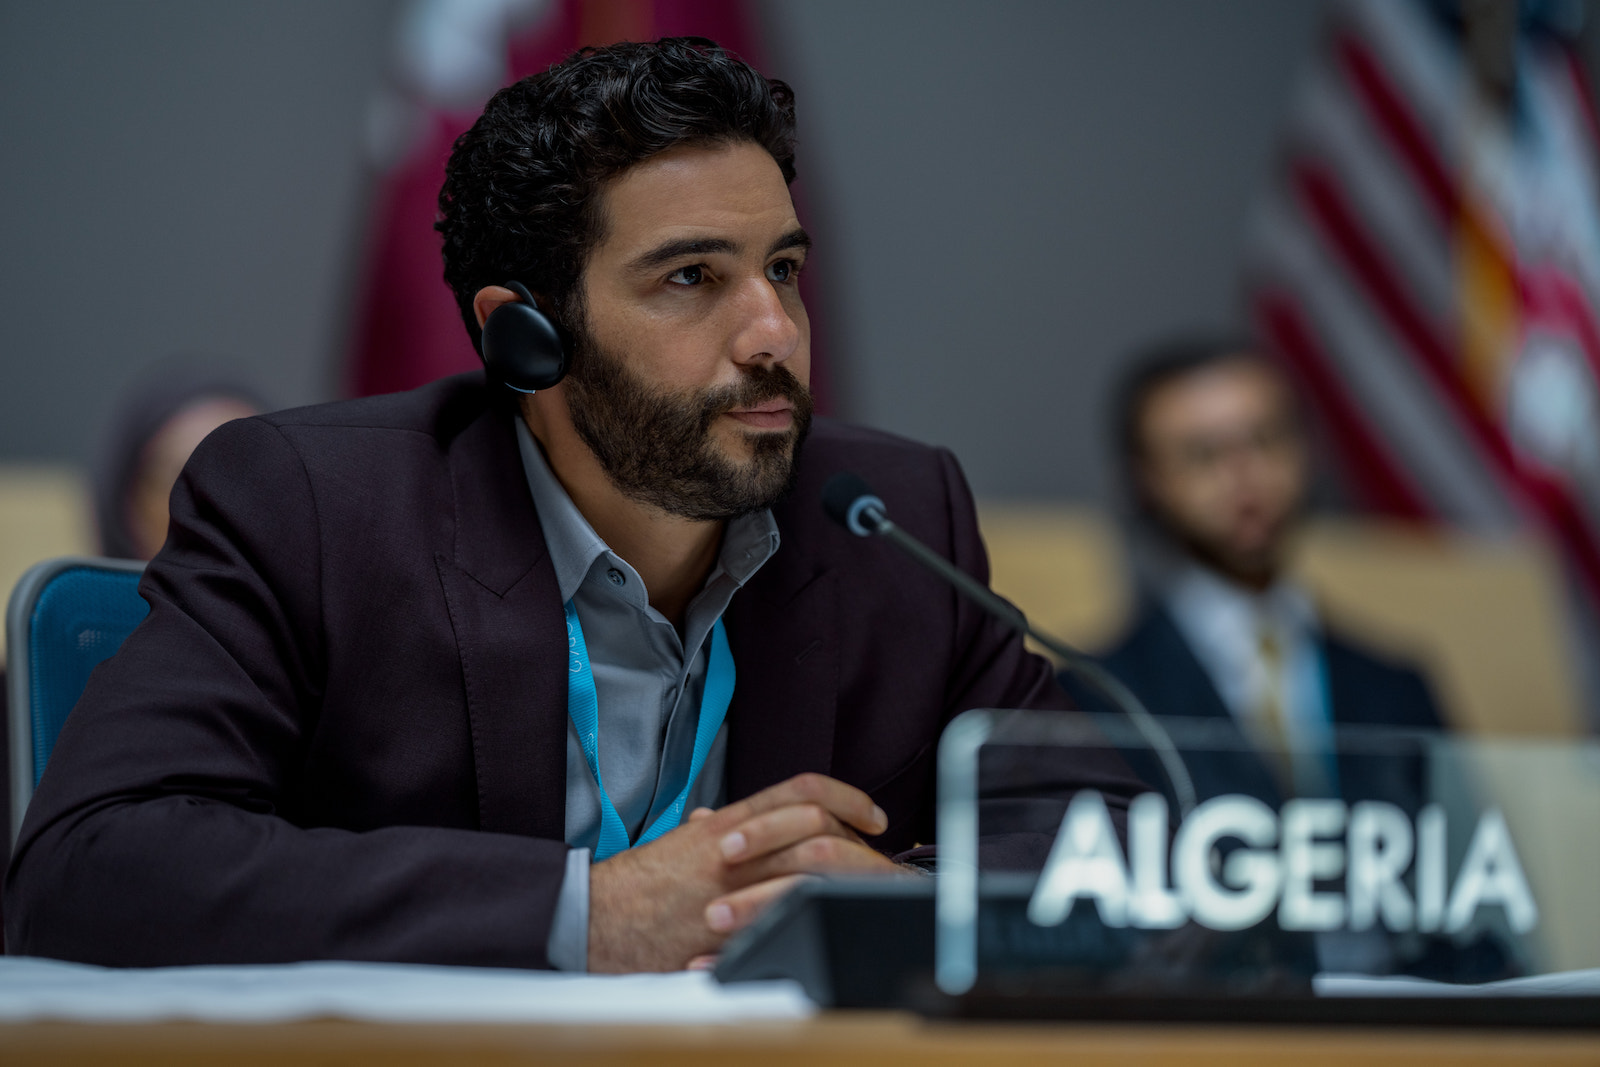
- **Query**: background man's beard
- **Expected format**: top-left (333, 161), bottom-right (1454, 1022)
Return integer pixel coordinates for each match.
top-left (1144, 500), bottom-right (1298, 592)
top-left (563, 336), bottom-right (814, 522)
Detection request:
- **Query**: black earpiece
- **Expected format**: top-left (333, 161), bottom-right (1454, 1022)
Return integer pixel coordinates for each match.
top-left (479, 281), bottom-right (569, 394)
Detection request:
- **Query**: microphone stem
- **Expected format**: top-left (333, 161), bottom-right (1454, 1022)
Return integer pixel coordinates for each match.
top-left (875, 518), bottom-right (1028, 632)
top-left (873, 512), bottom-right (1197, 816)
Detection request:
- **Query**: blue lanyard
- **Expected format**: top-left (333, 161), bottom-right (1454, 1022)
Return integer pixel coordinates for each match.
top-left (564, 600), bottom-right (735, 861)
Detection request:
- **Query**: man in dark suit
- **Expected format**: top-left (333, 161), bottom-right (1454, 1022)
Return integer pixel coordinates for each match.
top-left (1068, 337), bottom-right (1463, 977)
top-left (5, 39), bottom-right (1138, 973)
top-left (1069, 337), bottom-right (1446, 808)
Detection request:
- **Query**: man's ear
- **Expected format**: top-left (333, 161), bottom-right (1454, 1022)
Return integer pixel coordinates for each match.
top-left (472, 285), bottom-right (526, 329)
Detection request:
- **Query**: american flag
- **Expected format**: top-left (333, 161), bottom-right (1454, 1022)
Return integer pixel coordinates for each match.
top-left (1246, 0), bottom-right (1600, 632)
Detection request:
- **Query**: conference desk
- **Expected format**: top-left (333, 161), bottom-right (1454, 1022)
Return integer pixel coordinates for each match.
top-left (3, 1013), bottom-right (1598, 1066)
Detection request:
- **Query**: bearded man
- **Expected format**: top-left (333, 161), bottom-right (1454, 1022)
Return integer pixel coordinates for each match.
top-left (1068, 338), bottom-right (1465, 977)
top-left (1080, 337), bottom-right (1446, 805)
top-left (5, 39), bottom-right (1138, 973)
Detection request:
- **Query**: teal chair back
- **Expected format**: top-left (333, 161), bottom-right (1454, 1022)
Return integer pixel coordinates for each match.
top-left (6, 557), bottom-right (147, 844)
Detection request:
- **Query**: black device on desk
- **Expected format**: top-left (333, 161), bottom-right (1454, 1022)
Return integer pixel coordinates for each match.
top-left (713, 877), bottom-right (1600, 1027)
top-left (713, 877), bottom-right (936, 1008)
top-left (714, 874), bottom-right (1317, 1011)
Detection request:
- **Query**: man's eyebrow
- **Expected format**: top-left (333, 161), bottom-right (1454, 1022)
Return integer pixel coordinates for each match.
top-left (627, 237), bottom-right (737, 273)
top-left (626, 229), bottom-right (812, 274)
top-left (770, 228), bottom-right (811, 256)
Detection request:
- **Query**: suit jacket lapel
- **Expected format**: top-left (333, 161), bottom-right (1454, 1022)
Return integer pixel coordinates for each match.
top-left (722, 531), bottom-right (839, 802)
top-left (1128, 602), bottom-right (1285, 805)
top-left (1321, 636), bottom-right (1357, 727)
top-left (1138, 603), bottom-right (1234, 724)
top-left (434, 405), bottom-right (568, 840)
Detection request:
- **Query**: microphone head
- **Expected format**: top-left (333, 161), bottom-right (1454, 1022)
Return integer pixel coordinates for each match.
top-left (822, 471), bottom-right (887, 537)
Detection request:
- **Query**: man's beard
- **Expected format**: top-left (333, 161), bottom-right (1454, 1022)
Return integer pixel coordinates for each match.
top-left (562, 330), bottom-right (814, 522)
top-left (1144, 498), bottom-right (1298, 592)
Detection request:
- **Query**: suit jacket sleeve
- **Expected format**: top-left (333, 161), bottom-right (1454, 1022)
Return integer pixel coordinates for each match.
top-left (3, 417), bottom-right (571, 967)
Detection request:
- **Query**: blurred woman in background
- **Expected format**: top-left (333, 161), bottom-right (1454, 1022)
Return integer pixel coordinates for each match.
top-left (93, 362), bottom-right (268, 561)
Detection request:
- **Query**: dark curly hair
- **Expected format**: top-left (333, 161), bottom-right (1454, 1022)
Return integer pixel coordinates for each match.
top-left (1113, 335), bottom-right (1269, 464)
top-left (437, 37), bottom-right (797, 354)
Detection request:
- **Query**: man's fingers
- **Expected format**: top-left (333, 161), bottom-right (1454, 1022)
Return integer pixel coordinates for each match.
top-left (716, 803), bottom-right (861, 863)
top-left (719, 773), bottom-right (887, 837)
top-left (686, 807), bottom-right (715, 823)
top-left (704, 875), bottom-right (810, 934)
top-left (730, 834), bottom-right (902, 885)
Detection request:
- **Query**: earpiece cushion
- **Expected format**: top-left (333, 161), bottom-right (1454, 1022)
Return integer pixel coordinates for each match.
top-left (480, 291), bottom-right (568, 393)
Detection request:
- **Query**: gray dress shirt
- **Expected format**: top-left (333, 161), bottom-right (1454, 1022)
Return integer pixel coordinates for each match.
top-left (1161, 565), bottom-right (1334, 796)
top-left (515, 419), bottom-right (781, 970)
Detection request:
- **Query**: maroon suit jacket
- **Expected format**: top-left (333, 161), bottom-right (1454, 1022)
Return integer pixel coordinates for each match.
top-left (4, 374), bottom-right (1139, 967)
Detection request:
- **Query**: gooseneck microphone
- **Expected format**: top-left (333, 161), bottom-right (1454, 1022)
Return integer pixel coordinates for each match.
top-left (822, 471), bottom-right (1197, 816)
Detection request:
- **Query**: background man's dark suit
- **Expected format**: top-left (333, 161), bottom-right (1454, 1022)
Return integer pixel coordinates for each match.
top-left (1080, 602), bottom-right (1517, 981)
top-left (5, 373), bottom-right (1138, 967)
top-left (1079, 599), bottom-right (1446, 808)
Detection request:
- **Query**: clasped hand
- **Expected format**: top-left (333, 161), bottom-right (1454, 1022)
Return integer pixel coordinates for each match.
top-left (586, 772), bottom-right (904, 972)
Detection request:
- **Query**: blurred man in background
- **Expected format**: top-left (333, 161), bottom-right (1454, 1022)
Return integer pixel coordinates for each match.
top-left (1065, 336), bottom-right (1530, 979)
top-left (1075, 337), bottom-right (1447, 804)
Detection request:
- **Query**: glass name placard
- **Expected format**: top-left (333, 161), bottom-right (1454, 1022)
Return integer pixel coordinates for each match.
top-left (934, 711), bottom-right (1600, 1000)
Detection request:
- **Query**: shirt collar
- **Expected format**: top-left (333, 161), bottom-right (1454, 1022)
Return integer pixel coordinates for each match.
top-left (1164, 564), bottom-right (1318, 658)
top-left (515, 416), bottom-right (780, 606)
top-left (517, 417), bottom-right (611, 604)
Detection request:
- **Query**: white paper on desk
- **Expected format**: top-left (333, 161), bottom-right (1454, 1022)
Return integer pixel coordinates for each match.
top-left (0, 957), bottom-right (816, 1024)
top-left (1315, 967), bottom-right (1600, 998)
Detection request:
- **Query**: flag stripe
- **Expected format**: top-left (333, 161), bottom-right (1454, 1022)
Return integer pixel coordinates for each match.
top-left (1295, 160), bottom-right (1508, 456)
top-left (1334, 31), bottom-right (1457, 225)
top-left (1293, 66), bottom-right (1455, 325)
top-left (1523, 267), bottom-right (1600, 386)
top-left (1560, 47), bottom-right (1600, 155)
top-left (1247, 194), bottom-right (1516, 527)
top-left (1255, 290), bottom-right (1431, 518)
top-left (1291, 160), bottom-right (1496, 436)
top-left (1293, 157), bottom-right (1600, 598)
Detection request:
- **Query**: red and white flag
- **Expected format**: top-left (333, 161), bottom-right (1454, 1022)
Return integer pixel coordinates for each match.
top-left (345, 0), bottom-right (778, 399)
top-left (1246, 0), bottom-right (1600, 627)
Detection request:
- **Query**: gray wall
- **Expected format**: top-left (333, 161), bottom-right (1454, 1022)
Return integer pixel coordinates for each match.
top-left (0, 0), bottom-right (1325, 503)
top-left (758, 0), bottom-right (1326, 500)
top-left (0, 0), bottom-right (394, 463)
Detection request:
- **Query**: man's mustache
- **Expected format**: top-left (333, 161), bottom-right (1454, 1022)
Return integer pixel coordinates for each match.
top-left (698, 365), bottom-right (811, 423)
